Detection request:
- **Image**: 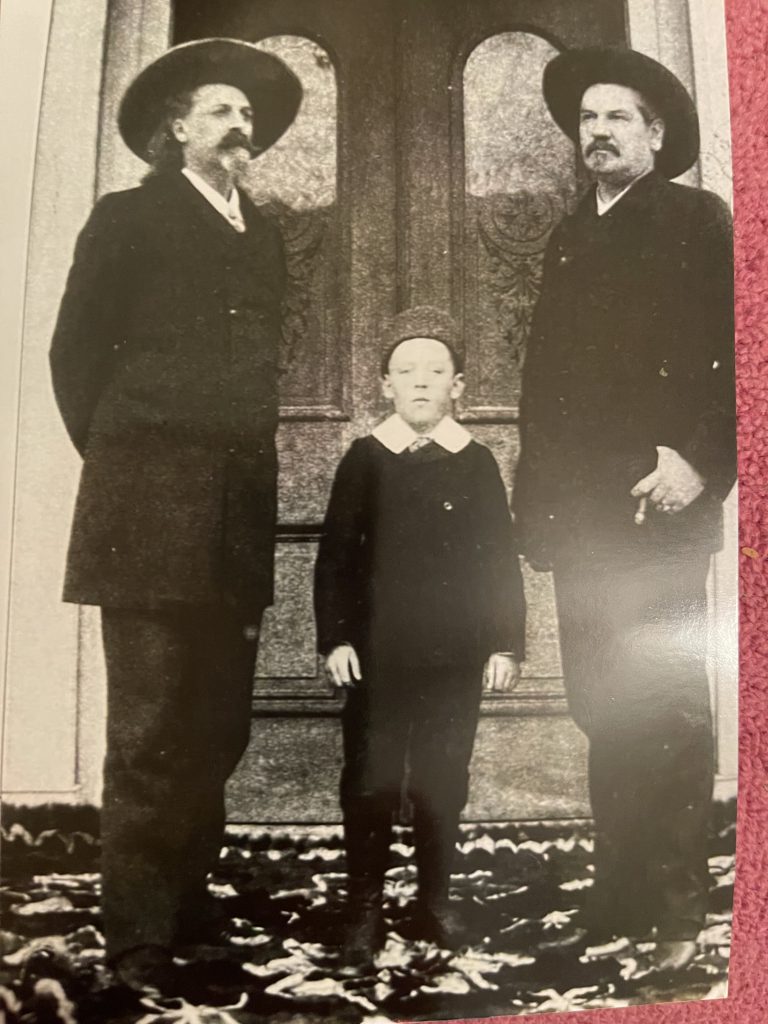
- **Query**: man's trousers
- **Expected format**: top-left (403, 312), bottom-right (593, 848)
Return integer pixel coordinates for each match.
top-left (99, 605), bottom-right (260, 960)
top-left (553, 544), bottom-right (714, 941)
top-left (340, 662), bottom-right (484, 903)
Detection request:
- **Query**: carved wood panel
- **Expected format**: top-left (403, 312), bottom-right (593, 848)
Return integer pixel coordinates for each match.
top-left (462, 190), bottom-right (571, 415)
top-left (458, 31), bottom-right (580, 418)
top-left (255, 541), bottom-right (319, 679)
top-left (244, 36), bottom-right (346, 418)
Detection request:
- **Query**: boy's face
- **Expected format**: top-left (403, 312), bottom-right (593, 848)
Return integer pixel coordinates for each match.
top-left (382, 336), bottom-right (465, 433)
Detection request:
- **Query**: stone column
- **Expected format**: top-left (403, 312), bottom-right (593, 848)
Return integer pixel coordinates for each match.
top-left (2, 0), bottom-right (171, 805)
top-left (75, 0), bottom-right (173, 805)
top-left (2, 0), bottom-right (109, 803)
top-left (627, 0), bottom-right (737, 799)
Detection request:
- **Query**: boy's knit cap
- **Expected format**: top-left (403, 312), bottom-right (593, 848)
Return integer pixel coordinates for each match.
top-left (380, 305), bottom-right (464, 375)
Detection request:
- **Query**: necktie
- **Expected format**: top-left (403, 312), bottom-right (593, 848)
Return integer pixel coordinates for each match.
top-left (227, 209), bottom-right (246, 233)
top-left (408, 436), bottom-right (433, 453)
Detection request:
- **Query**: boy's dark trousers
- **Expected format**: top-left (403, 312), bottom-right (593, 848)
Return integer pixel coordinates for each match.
top-left (340, 659), bottom-right (485, 910)
top-left (99, 605), bottom-right (260, 960)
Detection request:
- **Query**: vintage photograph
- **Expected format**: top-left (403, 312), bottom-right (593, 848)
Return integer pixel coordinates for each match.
top-left (0, 0), bottom-right (737, 1022)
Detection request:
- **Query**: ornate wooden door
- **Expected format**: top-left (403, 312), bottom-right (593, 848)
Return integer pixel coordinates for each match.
top-left (172, 0), bottom-right (627, 822)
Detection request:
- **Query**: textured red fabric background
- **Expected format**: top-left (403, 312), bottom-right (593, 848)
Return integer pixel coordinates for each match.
top-left (422, 1), bottom-right (768, 1022)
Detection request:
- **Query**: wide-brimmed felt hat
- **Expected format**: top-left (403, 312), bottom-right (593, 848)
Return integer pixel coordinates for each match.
top-left (543, 47), bottom-right (700, 178)
top-left (118, 38), bottom-right (302, 162)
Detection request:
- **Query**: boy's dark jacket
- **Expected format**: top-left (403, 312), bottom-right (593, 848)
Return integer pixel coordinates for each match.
top-left (49, 172), bottom-right (285, 614)
top-left (314, 435), bottom-right (526, 668)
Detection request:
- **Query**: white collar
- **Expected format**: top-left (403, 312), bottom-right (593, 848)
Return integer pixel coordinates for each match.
top-left (182, 168), bottom-right (245, 229)
top-left (371, 414), bottom-right (473, 454)
top-left (595, 168), bottom-right (652, 216)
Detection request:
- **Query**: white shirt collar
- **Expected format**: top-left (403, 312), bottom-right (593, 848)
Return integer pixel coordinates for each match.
top-left (182, 168), bottom-right (245, 231)
top-left (371, 414), bottom-right (473, 454)
top-left (595, 168), bottom-right (652, 216)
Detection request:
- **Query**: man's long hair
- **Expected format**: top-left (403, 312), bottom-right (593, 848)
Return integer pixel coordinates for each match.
top-left (143, 90), bottom-right (193, 178)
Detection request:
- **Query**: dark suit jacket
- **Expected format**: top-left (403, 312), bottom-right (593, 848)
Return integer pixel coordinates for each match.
top-left (513, 171), bottom-right (735, 561)
top-left (50, 172), bottom-right (287, 613)
top-left (314, 436), bottom-right (526, 669)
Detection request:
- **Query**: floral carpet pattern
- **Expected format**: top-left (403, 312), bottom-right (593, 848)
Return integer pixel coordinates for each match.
top-left (0, 810), bottom-right (734, 1024)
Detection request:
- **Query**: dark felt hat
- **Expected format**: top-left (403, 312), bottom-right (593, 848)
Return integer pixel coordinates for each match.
top-left (543, 46), bottom-right (700, 179)
top-left (118, 38), bottom-right (302, 162)
top-left (380, 306), bottom-right (464, 375)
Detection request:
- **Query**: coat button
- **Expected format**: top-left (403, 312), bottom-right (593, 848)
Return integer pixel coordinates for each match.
top-left (443, 501), bottom-right (453, 511)
top-left (228, 307), bottom-right (239, 317)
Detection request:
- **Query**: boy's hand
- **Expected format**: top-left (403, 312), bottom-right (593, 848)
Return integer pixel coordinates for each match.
top-left (483, 653), bottom-right (521, 693)
top-left (325, 644), bottom-right (362, 689)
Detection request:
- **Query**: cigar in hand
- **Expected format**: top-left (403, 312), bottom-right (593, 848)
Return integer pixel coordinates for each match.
top-left (634, 495), bottom-right (648, 526)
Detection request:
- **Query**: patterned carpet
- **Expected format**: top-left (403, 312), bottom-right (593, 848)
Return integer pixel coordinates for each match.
top-left (0, 809), bottom-right (734, 1023)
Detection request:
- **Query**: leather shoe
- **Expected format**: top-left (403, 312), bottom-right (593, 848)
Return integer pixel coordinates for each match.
top-left (177, 898), bottom-right (234, 946)
top-left (342, 900), bottom-right (386, 967)
top-left (414, 900), bottom-right (469, 951)
top-left (112, 944), bottom-right (180, 997)
top-left (654, 939), bottom-right (697, 971)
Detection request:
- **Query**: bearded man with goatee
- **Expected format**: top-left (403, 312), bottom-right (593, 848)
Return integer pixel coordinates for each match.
top-left (49, 40), bottom-right (301, 995)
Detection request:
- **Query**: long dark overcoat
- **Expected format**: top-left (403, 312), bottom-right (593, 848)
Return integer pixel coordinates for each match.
top-left (50, 171), bottom-right (286, 614)
top-left (513, 170), bottom-right (735, 562)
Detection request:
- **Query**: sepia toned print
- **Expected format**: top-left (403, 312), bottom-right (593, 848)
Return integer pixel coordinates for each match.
top-left (1, 1), bottom-right (736, 1021)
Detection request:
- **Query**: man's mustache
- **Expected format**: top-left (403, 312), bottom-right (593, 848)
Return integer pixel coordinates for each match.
top-left (218, 129), bottom-right (259, 157)
top-left (586, 140), bottom-right (620, 157)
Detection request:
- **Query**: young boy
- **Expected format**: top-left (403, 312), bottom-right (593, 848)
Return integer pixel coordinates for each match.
top-left (314, 305), bottom-right (526, 966)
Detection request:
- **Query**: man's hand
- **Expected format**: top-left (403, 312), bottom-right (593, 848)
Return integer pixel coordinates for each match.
top-left (630, 446), bottom-right (705, 516)
top-left (324, 644), bottom-right (362, 690)
top-left (483, 653), bottom-right (522, 693)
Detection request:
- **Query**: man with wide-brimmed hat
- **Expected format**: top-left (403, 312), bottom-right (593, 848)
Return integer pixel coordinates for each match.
top-left (513, 48), bottom-right (735, 970)
top-left (49, 39), bottom-right (301, 993)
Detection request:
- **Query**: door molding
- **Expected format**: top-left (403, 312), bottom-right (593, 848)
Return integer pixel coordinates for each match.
top-left (626, 0), bottom-right (736, 799)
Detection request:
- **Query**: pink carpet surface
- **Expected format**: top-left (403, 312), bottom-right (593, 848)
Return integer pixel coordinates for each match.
top-left (448, 2), bottom-right (768, 1024)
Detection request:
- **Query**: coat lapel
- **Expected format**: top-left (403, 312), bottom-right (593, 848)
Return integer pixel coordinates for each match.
top-left (145, 172), bottom-right (272, 252)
